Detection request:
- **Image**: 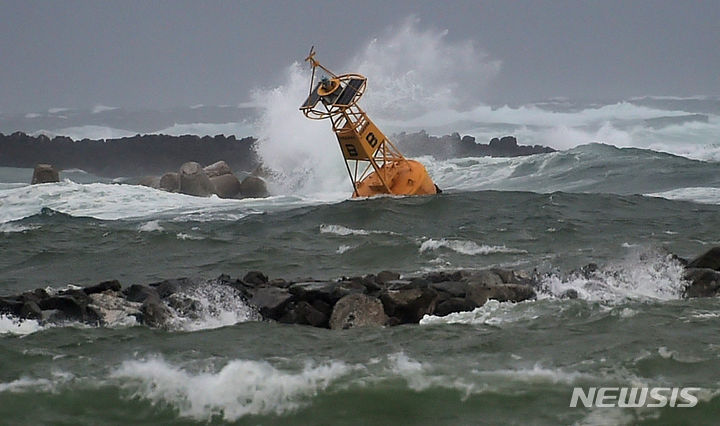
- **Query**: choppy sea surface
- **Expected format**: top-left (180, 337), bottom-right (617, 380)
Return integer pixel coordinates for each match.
top-left (3, 127), bottom-right (720, 424)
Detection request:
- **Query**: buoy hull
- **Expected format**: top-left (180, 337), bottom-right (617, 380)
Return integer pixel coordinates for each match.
top-left (353, 160), bottom-right (437, 198)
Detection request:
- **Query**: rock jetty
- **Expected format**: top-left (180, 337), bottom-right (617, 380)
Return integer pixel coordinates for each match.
top-left (2, 246), bottom-right (718, 330)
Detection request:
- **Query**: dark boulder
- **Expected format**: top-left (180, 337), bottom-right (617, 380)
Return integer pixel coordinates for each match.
top-left (20, 301), bottom-right (43, 320)
top-left (289, 281), bottom-right (365, 305)
top-left (159, 172), bottom-right (180, 192)
top-left (467, 282), bottom-right (535, 306)
top-left (280, 301), bottom-right (328, 327)
top-left (559, 289), bottom-right (579, 299)
top-left (425, 271), bottom-right (464, 283)
top-left (203, 160), bottom-right (232, 178)
top-left (330, 294), bottom-right (388, 329)
top-left (249, 287), bottom-right (293, 320)
top-left (243, 271), bottom-right (268, 286)
top-left (83, 280), bottom-right (122, 295)
top-left (687, 247), bottom-right (720, 271)
top-left (380, 287), bottom-right (438, 324)
top-left (683, 268), bottom-right (720, 298)
top-left (430, 281), bottom-right (467, 298)
top-left (239, 176), bottom-right (269, 198)
top-left (149, 278), bottom-right (194, 298)
top-left (0, 297), bottom-right (23, 316)
top-left (39, 292), bottom-right (98, 323)
top-left (123, 284), bottom-right (162, 303)
top-left (376, 270), bottom-right (400, 284)
top-left (31, 164), bottom-right (60, 184)
top-left (433, 297), bottom-right (477, 317)
top-left (140, 298), bottom-right (172, 328)
top-left (210, 173), bottom-right (242, 198)
top-left (179, 162), bottom-right (215, 197)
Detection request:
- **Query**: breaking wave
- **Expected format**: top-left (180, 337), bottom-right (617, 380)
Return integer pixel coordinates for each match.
top-left (419, 239), bottom-right (526, 255)
top-left (112, 357), bottom-right (352, 421)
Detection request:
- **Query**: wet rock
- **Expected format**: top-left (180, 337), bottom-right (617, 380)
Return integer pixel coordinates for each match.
top-left (376, 270), bottom-right (400, 284)
top-left (203, 160), bottom-right (232, 178)
top-left (159, 172), bottom-right (180, 192)
top-left (123, 284), bottom-right (161, 303)
top-left (20, 301), bottom-right (43, 320)
top-left (239, 176), bottom-right (269, 198)
top-left (179, 162), bottom-right (215, 197)
top-left (149, 278), bottom-right (194, 298)
top-left (466, 270), bottom-right (504, 287)
top-left (0, 297), bottom-right (23, 316)
top-left (467, 282), bottom-right (535, 306)
top-left (249, 287), bottom-right (293, 320)
top-left (385, 280), bottom-right (414, 290)
top-left (430, 281), bottom-right (467, 298)
top-left (281, 301), bottom-right (328, 327)
top-left (683, 268), bottom-right (720, 298)
top-left (380, 287), bottom-right (438, 324)
top-left (89, 292), bottom-right (142, 325)
top-left (138, 176), bottom-right (160, 189)
top-left (433, 297), bottom-right (477, 317)
top-left (358, 275), bottom-right (383, 292)
top-left (425, 271), bottom-right (463, 283)
top-left (83, 280), bottom-right (122, 295)
top-left (19, 288), bottom-right (49, 305)
top-left (243, 271), bottom-right (268, 286)
top-left (39, 292), bottom-right (98, 323)
top-left (330, 294), bottom-right (388, 330)
top-left (140, 298), bottom-right (172, 328)
top-left (560, 289), bottom-right (579, 299)
top-left (210, 173), bottom-right (242, 198)
top-left (290, 281), bottom-right (365, 305)
top-left (31, 164), bottom-right (59, 184)
top-left (687, 247), bottom-right (720, 271)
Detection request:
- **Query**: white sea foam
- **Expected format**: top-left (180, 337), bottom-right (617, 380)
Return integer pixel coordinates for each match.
top-left (165, 282), bottom-right (260, 331)
top-left (176, 233), bottom-right (203, 241)
top-left (0, 180), bottom-right (277, 224)
top-left (336, 245), bottom-right (353, 254)
top-left (112, 357), bottom-right (352, 421)
top-left (138, 220), bottom-right (164, 232)
top-left (0, 315), bottom-right (44, 336)
top-left (420, 300), bottom-right (537, 326)
top-left (33, 125), bottom-right (136, 140)
top-left (646, 187), bottom-right (720, 205)
top-left (538, 251), bottom-right (687, 303)
top-left (419, 238), bottom-right (526, 255)
top-left (0, 223), bottom-right (38, 233)
top-left (319, 224), bottom-right (396, 236)
top-left (0, 371), bottom-right (73, 393)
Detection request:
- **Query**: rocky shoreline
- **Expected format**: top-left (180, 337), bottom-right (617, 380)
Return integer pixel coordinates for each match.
top-left (2, 247), bottom-right (719, 331)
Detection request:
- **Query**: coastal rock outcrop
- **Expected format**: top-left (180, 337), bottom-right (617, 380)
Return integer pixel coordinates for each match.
top-left (31, 163), bottom-right (60, 184)
top-left (5, 246), bottom-right (720, 330)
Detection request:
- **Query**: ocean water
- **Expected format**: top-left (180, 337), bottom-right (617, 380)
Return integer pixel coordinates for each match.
top-left (3, 20), bottom-right (720, 425)
top-left (3, 135), bottom-right (720, 424)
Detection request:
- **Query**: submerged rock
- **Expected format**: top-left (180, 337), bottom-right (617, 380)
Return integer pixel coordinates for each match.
top-left (31, 164), bottom-right (60, 184)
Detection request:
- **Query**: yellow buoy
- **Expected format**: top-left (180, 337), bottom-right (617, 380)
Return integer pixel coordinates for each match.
top-left (299, 48), bottom-right (438, 198)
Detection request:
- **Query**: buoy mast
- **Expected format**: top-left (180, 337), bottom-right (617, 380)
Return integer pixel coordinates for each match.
top-left (299, 48), bottom-right (438, 197)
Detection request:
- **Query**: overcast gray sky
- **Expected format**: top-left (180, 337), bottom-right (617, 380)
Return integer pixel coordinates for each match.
top-left (1, 0), bottom-right (718, 113)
